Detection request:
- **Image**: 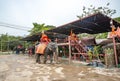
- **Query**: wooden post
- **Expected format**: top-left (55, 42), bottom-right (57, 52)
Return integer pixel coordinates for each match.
top-left (1, 39), bottom-right (2, 53)
top-left (74, 54), bottom-right (76, 60)
top-left (68, 36), bottom-right (71, 64)
top-left (105, 54), bottom-right (108, 67)
top-left (110, 20), bottom-right (118, 67)
top-left (112, 36), bottom-right (118, 67)
top-left (55, 38), bottom-right (59, 63)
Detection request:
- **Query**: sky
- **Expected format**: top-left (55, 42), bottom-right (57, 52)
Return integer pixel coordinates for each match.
top-left (0, 0), bottom-right (119, 36)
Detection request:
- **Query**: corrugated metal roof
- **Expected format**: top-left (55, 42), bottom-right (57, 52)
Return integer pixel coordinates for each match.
top-left (22, 13), bottom-right (120, 41)
top-left (48, 13), bottom-right (120, 35)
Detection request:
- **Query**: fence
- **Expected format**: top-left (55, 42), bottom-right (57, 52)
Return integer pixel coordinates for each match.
top-left (0, 40), bottom-right (27, 54)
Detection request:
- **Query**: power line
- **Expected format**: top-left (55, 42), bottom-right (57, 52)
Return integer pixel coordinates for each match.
top-left (0, 24), bottom-right (29, 31)
top-left (0, 21), bottom-right (33, 31)
top-left (0, 21), bottom-right (32, 29)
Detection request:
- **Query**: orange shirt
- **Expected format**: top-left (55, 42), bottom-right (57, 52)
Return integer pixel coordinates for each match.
top-left (40, 34), bottom-right (51, 43)
top-left (109, 27), bottom-right (117, 38)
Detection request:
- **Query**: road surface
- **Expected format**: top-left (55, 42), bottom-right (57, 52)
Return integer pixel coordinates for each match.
top-left (0, 54), bottom-right (120, 81)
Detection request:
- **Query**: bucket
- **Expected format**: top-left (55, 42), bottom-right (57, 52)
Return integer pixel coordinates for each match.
top-left (92, 61), bottom-right (98, 67)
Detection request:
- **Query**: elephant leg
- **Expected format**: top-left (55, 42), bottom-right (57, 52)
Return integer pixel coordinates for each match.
top-left (49, 54), bottom-right (53, 64)
top-left (44, 53), bottom-right (47, 64)
top-left (36, 54), bottom-right (41, 64)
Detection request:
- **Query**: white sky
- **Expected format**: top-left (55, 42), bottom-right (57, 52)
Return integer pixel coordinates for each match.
top-left (0, 0), bottom-right (119, 36)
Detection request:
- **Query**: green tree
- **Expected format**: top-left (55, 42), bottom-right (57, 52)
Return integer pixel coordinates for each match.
top-left (94, 33), bottom-right (108, 39)
top-left (114, 17), bottom-right (120, 23)
top-left (0, 34), bottom-right (23, 51)
top-left (77, 3), bottom-right (116, 18)
top-left (29, 23), bottom-right (55, 35)
top-left (78, 32), bottom-right (108, 39)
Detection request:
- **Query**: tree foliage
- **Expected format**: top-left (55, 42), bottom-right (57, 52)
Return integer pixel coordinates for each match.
top-left (78, 32), bottom-right (108, 39)
top-left (114, 17), bottom-right (120, 23)
top-left (29, 23), bottom-right (55, 35)
top-left (0, 34), bottom-right (23, 51)
top-left (94, 32), bottom-right (108, 39)
top-left (77, 3), bottom-right (116, 18)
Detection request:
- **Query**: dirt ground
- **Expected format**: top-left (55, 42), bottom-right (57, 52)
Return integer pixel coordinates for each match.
top-left (0, 54), bottom-right (120, 81)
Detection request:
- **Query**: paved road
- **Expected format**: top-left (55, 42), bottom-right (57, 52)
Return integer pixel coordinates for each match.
top-left (0, 54), bottom-right (120, 81)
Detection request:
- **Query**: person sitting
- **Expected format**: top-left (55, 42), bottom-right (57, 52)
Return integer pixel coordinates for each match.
top-left (70, 33), bottom-right (78, 41)
top-left (70, 30), bottom-right (79, 44)
top-left (36, 33), bottom-right (51, 64)
top-left (40, 33), bottom-right (51, 44)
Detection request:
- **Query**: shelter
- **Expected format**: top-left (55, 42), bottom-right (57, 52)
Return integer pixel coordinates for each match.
top-left (47, 13), bottom-right (120, 35)
top-left (22, 13), bottom-right (120, 41)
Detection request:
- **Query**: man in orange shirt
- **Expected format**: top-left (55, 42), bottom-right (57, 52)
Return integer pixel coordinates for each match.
top-left (40, 33), bottom-right (51, 44)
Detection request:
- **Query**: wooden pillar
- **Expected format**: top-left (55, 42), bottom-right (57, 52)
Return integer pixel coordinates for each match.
top-left (112, 36), bottom-right (118, 67)
top-left (74, 54), bottom-right (76, 60)
top-left (55, 38), bottom-right (59, 63)
top-left (68, 36), bottom-right (71, 64)
top-left (1, 39), bottom-right (2, 53)
top-left (105, 54), bottom-right (108, 67)
top-left (110, 20), bottom-right (118, 67)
